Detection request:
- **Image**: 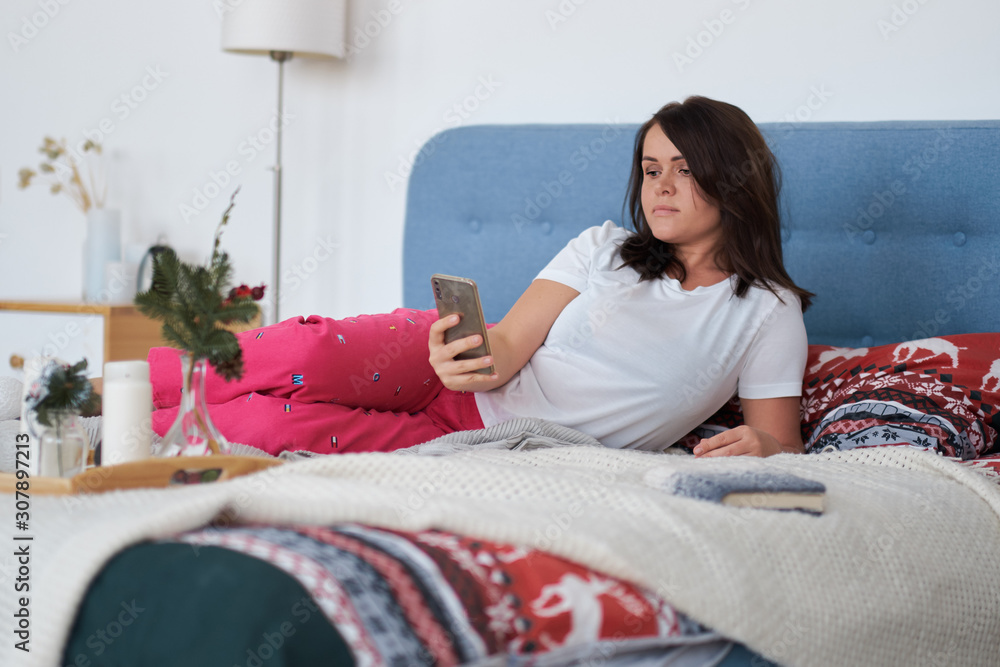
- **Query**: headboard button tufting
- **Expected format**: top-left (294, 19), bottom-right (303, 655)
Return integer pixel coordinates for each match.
top-left (953, 232), bottom-right (967, 247)
top-left (541, 221), bottom-right (553, 235)
top-left (862, 230), bottom-right (876, 245)
top-left (861, 335), bottom-right (874, 347)
top-left (468, 219), bottom-right (482, 233)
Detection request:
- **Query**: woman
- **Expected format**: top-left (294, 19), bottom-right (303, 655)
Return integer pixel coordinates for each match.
top-left (149, 96), bottom-right (811, 457)
top-left (430, 96), bottom-right (812, 457)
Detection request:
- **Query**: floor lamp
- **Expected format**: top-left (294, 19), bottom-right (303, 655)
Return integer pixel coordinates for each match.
top-left (221, 0), bottom-right (347, 325)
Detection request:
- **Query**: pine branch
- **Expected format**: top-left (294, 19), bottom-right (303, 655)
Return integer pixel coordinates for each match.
top-left (132, 189), bottom-right (262, 382)
top-left (218, 300), bottom-right (260, 324)
top-left (212, 187), bottom-right (241, 262)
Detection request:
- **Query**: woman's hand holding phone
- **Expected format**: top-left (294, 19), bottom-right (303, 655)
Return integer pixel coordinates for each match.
top-left (428, 314), bottom-right (499, 390)
top-left (428, 274), bottom-right (580, 393)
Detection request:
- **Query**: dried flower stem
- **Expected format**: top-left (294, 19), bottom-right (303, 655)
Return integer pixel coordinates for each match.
top-left (19, 136), bottom-right (105, 214)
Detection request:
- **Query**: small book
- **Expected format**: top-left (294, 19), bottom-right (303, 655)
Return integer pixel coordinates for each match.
top-left (661, 470), bottom-right (826, 514)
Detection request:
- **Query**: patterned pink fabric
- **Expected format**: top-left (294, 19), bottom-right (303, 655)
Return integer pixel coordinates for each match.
top-left (148, 308), bottom-right (484, 455)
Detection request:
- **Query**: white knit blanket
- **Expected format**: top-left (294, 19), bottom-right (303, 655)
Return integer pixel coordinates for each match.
top-left (3, 445), bottom-right (1000, 667)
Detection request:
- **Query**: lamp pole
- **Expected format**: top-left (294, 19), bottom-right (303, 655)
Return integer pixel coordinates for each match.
top-left (269, 49), bottom-right (291, 325)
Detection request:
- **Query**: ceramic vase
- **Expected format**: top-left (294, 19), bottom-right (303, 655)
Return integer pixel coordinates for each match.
top-left (83, 208), bottom-right (122, 303)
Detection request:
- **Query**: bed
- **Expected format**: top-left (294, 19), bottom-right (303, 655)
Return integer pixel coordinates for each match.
top-left (4, 119), bottom-right (1000, 667)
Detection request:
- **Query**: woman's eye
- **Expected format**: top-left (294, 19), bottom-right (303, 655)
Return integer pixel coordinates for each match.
top-left (645, 169), bottom-right (660, 177)
top-left (678, 168), bottom-right (691, 176)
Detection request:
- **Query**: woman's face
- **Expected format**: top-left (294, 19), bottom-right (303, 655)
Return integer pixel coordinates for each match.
top-left (640, 124), bottom-right (722, 256)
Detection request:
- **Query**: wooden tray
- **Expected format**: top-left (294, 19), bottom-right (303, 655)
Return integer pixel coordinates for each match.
top-left (0, 455), bottom-right (283, 496)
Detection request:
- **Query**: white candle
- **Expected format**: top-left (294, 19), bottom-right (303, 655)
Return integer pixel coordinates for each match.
top-left (102, 361), bottom-right (153, 465)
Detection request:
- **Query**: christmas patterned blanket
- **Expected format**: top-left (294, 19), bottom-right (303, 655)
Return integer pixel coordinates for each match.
top-left (3, 442), bottom-right (1000, 667)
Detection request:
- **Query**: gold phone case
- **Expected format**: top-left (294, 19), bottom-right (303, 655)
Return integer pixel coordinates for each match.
top-left (431, 274), bottom-right (495, 374)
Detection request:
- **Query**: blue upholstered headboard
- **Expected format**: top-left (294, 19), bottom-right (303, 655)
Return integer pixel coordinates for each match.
top-left (403, 121), bottom-right (1000, 347)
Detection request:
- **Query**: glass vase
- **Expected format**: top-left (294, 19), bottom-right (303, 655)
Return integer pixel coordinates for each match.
top-left (38, 410), bottom-right (89, 478)
top-left (159, 354), bottom-right (230, 457)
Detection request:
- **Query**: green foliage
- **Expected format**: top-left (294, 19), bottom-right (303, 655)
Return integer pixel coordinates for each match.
top-left (134, 190), bottom-right (261, 382)
top-left (33, 359), bottom-right (101, 427)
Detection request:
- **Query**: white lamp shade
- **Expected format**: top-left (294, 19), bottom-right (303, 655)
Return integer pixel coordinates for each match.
top-left (221, 0), bottom-right (347, 59)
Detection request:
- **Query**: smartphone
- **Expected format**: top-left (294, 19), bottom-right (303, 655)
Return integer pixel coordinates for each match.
top-left (431, 274), bottom-right (495, 375)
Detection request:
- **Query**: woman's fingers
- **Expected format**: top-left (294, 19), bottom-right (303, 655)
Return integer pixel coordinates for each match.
top-left (429, 317), bottom-right (484, 359)
top-left (693, 425), bottom-right (782, 458)
top-left (428, 313), bottom-right (457, 338)
top-left (428, 316), bottom-right (497, 387)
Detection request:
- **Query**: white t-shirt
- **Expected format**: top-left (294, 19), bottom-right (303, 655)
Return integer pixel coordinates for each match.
top-left (474, 221), bottom-right (808, 451)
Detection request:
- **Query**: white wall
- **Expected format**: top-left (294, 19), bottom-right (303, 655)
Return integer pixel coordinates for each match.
top-left (1, 0), bottom-right (997, 321)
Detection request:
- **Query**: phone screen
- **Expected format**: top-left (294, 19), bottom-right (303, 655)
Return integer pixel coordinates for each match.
top-left (431, 274), bottom-right (495, 374)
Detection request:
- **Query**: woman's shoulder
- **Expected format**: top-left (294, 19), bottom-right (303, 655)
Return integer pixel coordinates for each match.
top-left (737, 280), bottom-right (803, 311)
top-left (558, 220), bottom-right (632, 260)
top-left (575, 220), bottom-right (631, 245)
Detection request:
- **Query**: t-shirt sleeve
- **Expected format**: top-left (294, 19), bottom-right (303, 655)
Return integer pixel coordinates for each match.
top-left (738, 292), bottom-right (808, 399)
top-left (535, 220), bottom-right (621, 293)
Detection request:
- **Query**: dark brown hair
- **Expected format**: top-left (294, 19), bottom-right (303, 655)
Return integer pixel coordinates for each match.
top-left (619, 96), bottom-right (812, 311)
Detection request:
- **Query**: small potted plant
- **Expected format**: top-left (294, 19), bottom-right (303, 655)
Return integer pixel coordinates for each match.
top-left (24, 359), bottom-right (101, 478)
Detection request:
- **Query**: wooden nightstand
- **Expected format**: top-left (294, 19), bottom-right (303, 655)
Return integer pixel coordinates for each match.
top-left (0, 301), bottom-right (167, 378)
